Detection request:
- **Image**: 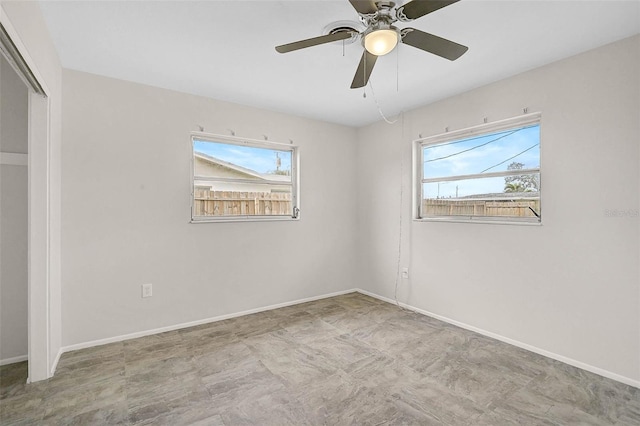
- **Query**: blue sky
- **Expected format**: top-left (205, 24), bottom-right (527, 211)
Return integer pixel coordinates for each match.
top-left (423, 125), bottom-right (540, 198)
top-left (194, 139), bottom-right (292, 175)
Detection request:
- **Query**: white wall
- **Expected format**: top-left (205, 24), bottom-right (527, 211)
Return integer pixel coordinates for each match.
top-left (1, 0), bottom-right (63, 376)
top-left (357, 35), bottom-right (640, 385)
top-left (61, 70), bottom-right (358, 346)
top-left (0, 55), bottom-right (28, 363)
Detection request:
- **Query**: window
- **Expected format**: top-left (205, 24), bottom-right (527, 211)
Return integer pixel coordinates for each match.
top-left (414, 113), bottom-right (541, 224)
top-left (191, 133), bottom-right (299, 222)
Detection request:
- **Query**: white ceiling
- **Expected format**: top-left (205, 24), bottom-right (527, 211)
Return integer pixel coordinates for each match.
top-left (38, 0), bottom-right (639, 127)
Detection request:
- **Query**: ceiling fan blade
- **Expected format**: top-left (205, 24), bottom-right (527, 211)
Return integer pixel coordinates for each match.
top-left (276, 31), bottom-right (353, 53)
top-left (350, 50), bottom-right (378, 89)
top-left (401, 28), bottom-right (468, 60)
top-left (348, 0), bottom-right (378, 15)
top-left (396, 0), bottom-right (460, 21)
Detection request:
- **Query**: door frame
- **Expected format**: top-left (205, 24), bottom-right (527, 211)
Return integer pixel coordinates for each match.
top-left (0, 7), bottom-right (53, 383)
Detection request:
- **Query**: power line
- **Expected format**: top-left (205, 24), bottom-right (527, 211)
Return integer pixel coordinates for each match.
top-left (479, 143), bottom-right (540, 174)
top-left (425, 128), bottom-right (523, 163)
top-left (424, 124), bottom-right (537, 151)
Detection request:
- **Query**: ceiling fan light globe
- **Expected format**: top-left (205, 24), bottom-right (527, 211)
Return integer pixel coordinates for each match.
top-left (364, 29), bottom-right (398, 56)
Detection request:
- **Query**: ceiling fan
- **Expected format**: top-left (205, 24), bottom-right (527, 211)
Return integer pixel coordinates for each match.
top-left (275, 0), bottom-right (468, 89)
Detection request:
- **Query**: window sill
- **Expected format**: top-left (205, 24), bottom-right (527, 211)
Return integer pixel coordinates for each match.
top-left (414, 217), bottom-right (542, 226)
top-left (190, 216), bottom-right (299, 224)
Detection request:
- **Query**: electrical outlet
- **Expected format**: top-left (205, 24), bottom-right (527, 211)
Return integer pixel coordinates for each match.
top-left (141, 283), bottom-right (153, 298)
top-left (401, 267), bottom-right (409, 279)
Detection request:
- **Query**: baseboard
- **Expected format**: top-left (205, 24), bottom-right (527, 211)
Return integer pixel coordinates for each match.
top-left (0, 354), bottom-right (27, 366)
top-left (357, 289), bottom-right (640, 389)
top-left (60, 288), bottom-right (358, 355)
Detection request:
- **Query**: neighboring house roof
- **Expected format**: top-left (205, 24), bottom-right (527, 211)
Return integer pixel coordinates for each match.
top-left (194, 151), bottom-right (290, 182)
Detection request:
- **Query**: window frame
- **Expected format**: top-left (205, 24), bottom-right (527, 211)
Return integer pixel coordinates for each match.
top-left (413, 113), bottom-right (542, 225)
top-left (190, 132), bottom-right (299, 223)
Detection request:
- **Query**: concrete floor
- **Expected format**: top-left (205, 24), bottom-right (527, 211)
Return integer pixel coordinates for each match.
top-left (1, 292), bottom-right (638, 425)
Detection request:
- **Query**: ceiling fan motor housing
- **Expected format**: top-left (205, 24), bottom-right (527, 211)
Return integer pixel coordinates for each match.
top-left (360, 2), bottom-right (398, 27)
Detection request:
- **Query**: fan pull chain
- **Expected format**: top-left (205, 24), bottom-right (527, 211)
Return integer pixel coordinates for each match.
top-left (364, 53), bottom-right (367, 89)
top-left (396, 44), bottom-right (399, 92)
top-left (363, 53), bottom-right (367, 98)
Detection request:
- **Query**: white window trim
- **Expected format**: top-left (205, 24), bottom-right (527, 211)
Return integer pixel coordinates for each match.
top-left (190, 132), bottom-right (300, 223)
top-left (413, 112), bottom-right (542, 225)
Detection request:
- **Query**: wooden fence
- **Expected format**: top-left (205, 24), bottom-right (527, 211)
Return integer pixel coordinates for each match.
top-left (423, 198), bottom-right (540, 218)
top-left (193, 189), bottom-right (291, 216)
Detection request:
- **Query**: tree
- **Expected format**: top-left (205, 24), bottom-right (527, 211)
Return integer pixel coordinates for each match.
top-left (504, 182), bottom-right (528, 193)
top-left (504, 162), bottom-right (539, 192)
